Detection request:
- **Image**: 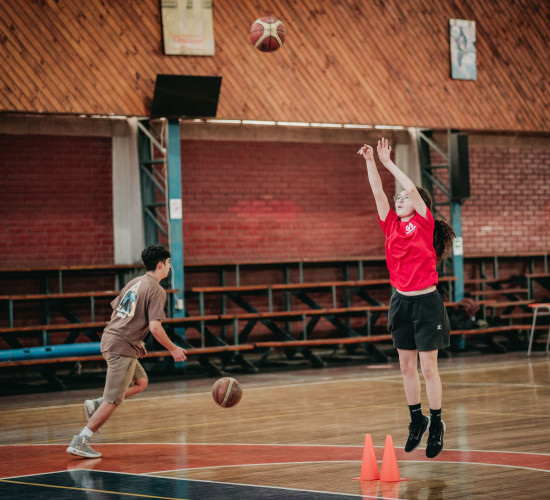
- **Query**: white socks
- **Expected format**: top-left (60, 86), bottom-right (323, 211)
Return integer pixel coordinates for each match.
top-left (79, 426), bottom-right (94, 438)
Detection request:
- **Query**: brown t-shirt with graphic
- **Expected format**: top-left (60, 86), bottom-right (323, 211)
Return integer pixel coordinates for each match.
top-left (101, 274), bottom-right (167, 358)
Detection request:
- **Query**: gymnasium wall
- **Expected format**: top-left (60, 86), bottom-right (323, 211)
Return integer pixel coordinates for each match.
top-left (462, 143), bottom-right (550, 255)
top-left (180, 140), bottom-right (393, 263)
top-left (432, 139), bottom-right (550, 259)
top-left (1, 132), bottom-right (549, 270)
top-left (0, 134), bottom-right (113, 266)
top-left (179, 137), bottom-right (550, 263)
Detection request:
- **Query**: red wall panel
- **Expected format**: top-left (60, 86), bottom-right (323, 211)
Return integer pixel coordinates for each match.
top-left (462, 146), bottom-right (550, 255)
top-left (0, 134), bottom-right (113, 266)
top-left (1, 135), bottom-right (548, 269)
top-left (180, 140), bottom-right (393, 262)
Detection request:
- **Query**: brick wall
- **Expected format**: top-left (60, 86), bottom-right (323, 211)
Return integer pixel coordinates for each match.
top-left (1, 134), bottom-right (548, 269)
top-left (181, 140), bottom-right (394, 262)
top-left (1, 133), bottom-right (549, 345)
top-left (416, 142), bottom-right (549, 258)
top-left (462, 146), bottom-right (550, 255)
top-left (180, 139), bottom-right (550, 263)
top-left (0, 134), bottom-right (113, 266)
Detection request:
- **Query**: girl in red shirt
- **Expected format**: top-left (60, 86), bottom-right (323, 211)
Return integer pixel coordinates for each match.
top-left (358, 138), bottom-right (455, 458)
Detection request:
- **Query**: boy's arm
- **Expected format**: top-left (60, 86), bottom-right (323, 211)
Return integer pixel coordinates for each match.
top-left (149, 320), bottom-right (187, 361)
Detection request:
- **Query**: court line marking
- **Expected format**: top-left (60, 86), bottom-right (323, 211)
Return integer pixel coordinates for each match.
top-left (147, 458), bottom-right (550, 475)
top-left (2, 469), bottom-right (366, 499)
top-left (0, 478), bottom-right (190, 500)
top-left (3, 442), bottom-right (549, 458)
top-left (0, 376), bottom-right (404, 413)
top-left (7, 394), bottom-right (549, 446)
top-left (147, 461), bottom-right (357, 475)
top-left (83, 469), bottom-right (366, 497)
top-left (9, 457), bottom-right (536, 499)
top-left (6, 442), bottom-right (550, 480)
top-left (142, 472), bottom-right (366, 498)
top-left (403, 460), bottom-right (550, 474)
top-left (0, 469), bottom-right (73, 480)
top-left (443, 381), bottom-right (549, 388)
top-left (2, 446), bottom-right (549, 497)
top-left (7, 383), bottom-right (550, 445)
top-left (3, 356), bottom-right (547, 413)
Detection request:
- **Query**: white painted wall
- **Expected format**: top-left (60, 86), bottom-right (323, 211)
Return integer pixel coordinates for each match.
top-left (111, 118), bottom-right (144, 264)
top-left (394, 128), bottom-right (421, 191)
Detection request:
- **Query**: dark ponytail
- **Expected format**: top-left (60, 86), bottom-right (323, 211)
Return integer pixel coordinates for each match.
top-left (417, 186), bottom-right (456, 266)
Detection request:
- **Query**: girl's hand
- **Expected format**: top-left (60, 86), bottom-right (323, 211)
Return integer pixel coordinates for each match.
top-left (357, 144), bottom-right (374, 161)
top-left (377, 137), bottom-right (392, 163)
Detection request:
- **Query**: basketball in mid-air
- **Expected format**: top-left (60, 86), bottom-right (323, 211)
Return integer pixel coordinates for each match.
top-left (212, 377), bottom-right (243, 408)
top-left (249, 17), bottom-right (286, 52)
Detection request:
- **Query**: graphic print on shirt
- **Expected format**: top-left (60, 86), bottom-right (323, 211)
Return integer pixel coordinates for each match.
top-left (405, 221), bottom-right (417, 236)
top-left (116, 281), bottom-right (141, 319)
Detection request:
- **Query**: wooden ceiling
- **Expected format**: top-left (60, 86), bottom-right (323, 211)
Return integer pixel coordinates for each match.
top-left (0, 0), bottom-right (548, 132)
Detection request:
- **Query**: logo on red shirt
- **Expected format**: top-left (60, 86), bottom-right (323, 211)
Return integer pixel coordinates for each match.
top-left (405, 222), bottom-right (417, 235)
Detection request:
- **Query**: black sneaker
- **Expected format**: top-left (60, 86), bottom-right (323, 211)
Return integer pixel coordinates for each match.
top-left (426, 420), bottom-right (446, 458)
top-left (404, 415), bottom-right (430, 452)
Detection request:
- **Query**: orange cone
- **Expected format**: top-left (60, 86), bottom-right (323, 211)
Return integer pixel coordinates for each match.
top-left (380, 435), bottom-right (406, 482)
top-left (353, 433), bottom-right (380, 481)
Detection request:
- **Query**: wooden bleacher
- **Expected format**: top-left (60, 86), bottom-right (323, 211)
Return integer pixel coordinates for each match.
top-left (190, 276), bottom-right (457, 312)
top-left (0, 263), bottom-right (143, 297)
top-left (1, 254), bottom-right (549, 384)
top-left (0, 289), bottom-right (179, 348)
top-left (183, 255), bottom-right (389, 287)
top-left (2, 320), bottom-right (547, 373)
top-left (1, 290), bottom-right (128, 328)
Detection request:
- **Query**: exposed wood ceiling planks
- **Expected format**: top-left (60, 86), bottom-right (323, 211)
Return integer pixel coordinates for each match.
top-left (0, 0), bottom-right (548, 132)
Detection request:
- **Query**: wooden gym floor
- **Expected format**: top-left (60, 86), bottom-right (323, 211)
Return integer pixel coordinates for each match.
top-left (0, 351), bottom-right (549, 499)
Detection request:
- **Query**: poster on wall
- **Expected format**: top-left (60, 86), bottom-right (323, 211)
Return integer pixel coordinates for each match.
top-left (161, 0), bottom-right (215, 56)
top-left (449, 19), bottom-right (477, 80)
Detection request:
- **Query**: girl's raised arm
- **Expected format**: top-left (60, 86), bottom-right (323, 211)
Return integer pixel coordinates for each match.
top-left (358, 143), bottom-right (390, 221)
top-left (377, 138), bottom-right (427, 219)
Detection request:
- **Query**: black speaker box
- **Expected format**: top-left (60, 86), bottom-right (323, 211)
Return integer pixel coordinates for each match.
top-left (151, 74), bottom-right (222, 118)
top-left (449, 133), bottom-right (470, 202)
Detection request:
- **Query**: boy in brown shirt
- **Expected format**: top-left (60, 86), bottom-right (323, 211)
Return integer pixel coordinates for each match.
top-left (67, 246), bottom-right (187, 458)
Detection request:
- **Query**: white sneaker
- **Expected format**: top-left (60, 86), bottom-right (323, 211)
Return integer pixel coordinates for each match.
top-left (66, 435), bottom-right (102, 459)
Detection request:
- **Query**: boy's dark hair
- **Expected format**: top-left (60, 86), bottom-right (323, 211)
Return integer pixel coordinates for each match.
top-left (417, 186), bottom-right (456, 266)
top-left (141, 245), bottom-right (171, 271)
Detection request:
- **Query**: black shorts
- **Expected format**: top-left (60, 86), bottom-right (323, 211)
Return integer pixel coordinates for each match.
top-left (388, 290), bottom-right (451, 351)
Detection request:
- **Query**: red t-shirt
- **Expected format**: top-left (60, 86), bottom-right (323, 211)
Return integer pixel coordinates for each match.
top-left (378, 208), bottom-right (438, 292)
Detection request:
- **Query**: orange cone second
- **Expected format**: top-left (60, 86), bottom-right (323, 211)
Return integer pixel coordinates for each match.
top-left (380, 435), bottom-right (404, 482)
top-left (353, 433), bottom-right (380, 481)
